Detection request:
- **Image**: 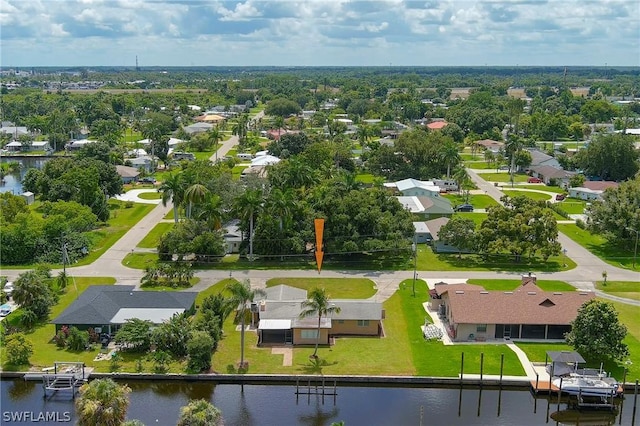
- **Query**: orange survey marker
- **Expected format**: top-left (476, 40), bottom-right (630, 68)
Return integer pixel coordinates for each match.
top-left (314, 218), bottom-right (325, 273)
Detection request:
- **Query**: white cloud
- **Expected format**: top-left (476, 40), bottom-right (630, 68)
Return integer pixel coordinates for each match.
top-left (0, 0), bottom-right (637, 66)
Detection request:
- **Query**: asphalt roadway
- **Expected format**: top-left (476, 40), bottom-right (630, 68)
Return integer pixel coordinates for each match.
top-left (2, 141), bottom-right (638, 306)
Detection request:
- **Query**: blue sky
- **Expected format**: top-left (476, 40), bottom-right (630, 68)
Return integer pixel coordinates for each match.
top-left (1, 0), bottom-right (638, 67)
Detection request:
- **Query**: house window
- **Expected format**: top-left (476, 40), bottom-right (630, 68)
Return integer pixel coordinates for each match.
top-left (476, 324), bottom-right (487, 333)
top-left (301, 330), bottom-right (319, 339)
top-left (357, 320), bottom-right (370, 327)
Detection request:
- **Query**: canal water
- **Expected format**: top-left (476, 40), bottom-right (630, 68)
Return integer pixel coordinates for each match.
top-left (0, 157), bottom-right (50, 195)
top-left (1, 379), bottom-right (635, 425)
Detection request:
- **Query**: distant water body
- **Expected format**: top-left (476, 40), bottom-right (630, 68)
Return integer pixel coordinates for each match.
top-left (0, 157), bottom-right (50, 194)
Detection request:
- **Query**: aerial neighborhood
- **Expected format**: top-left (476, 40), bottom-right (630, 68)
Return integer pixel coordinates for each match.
top-left (0, 66), bottom-right (639, 422)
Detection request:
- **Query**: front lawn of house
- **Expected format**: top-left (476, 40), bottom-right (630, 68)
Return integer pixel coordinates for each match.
top-left (442, 194), bottom-right (499, 209)
top-left (502, 190), bottom-right (553, 202)
top-left (596, 281), bottom-right (640, 301)
top-left (265, 277), bottom-right (377, 299)
top-left (466, 279), bottom-right (576, 292)
top-left (558, 224), bottom-right (636, 270)
top-left (481, 172), bottom-right (529, 183)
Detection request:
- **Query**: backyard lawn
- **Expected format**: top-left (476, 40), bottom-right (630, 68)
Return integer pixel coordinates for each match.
top-left (1, 277), bottom-right (117, 371)
top-left (557, 199), bottom-right (588, 215)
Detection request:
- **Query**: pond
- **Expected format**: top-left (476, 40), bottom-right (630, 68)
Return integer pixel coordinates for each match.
top-left (0, 156), bottom-right (51, 194)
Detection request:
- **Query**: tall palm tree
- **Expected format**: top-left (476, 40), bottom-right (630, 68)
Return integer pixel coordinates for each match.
top-left (159, 173), bottom-right (184, 224)
top-left (299, 287), bottom-right (341, 358)
top-left (265, 188), bottom-right (294, 231)
top-left (233, 189), bottom-right (264, 258)
top-left (209, 127), bottom-right (222, 161)
top-left (440, 140), bottom-right (460, 179)
top-left (194, 193), bottom-right (224, 230)
top-left (226, 280), bottom-right (266, 369)
top-left (505, 135), bottom-right (523, 188)
top-left (76, 378), bottom-right (131, 426)
top-left (184, 183), bottom-right (208, 219)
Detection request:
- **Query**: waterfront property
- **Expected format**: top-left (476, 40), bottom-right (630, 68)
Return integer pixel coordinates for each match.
top-left (255, 285), bottom-right (383, 346)
top-left (429, 275), bottom-right (594, 342)
top-left (51, 285), bottom-right (197, 334)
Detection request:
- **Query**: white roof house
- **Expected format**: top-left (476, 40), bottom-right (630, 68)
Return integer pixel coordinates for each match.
top-left (251, 155), bottom-right (281, 167)
top-left (385, 178), bottom-right (441, 197)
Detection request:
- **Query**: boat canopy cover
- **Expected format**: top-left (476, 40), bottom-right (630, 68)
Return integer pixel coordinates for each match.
top-left (546, 351), bottom-right (586, 364)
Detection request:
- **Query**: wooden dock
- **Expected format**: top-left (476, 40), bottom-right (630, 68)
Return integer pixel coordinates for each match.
top-left (530, 380), bottom-right (560, 395)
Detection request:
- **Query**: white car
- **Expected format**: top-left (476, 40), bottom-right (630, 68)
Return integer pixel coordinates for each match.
top-left (3, 282), bottom-right (13, 297)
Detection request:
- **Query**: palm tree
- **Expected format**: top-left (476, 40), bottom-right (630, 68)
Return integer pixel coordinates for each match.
top-left (299, 287), bottom-right (341, 358)
top-left (193, 193), bottom-right (224, 230)
top-left (184, 183), bottom-right (208, 219)
top-left (76, 378), bottom-right (131, 426)
top-left (158, 173), bottom-right (184, 224)
top-left (265, 188), bottom-right (294, 231)
top-left (356, 124), bottom-right (371, 151)
top-left (177, 399), bottom-right (222, 426)
top-left (209, 127), bottom-right (222, 161)
top-left (440, 140), bottom-right (460, 179)
top-left (226, 279), bottom-right (266, 369)
top-left (233, 189), bottom-right (264, 259)
top-left (505, 135), bottom-right (523, 188)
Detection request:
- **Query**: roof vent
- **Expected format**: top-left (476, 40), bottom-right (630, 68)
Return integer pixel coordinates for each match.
top-left (455, 290), bottom-right (464, 294)
top-left (527, 291), bottom-right (536, 295)
top-left (579, 292), bottom-right (589, 295)
top-left (553, 292), bottom-right (563, 295)
top-left (480, 291), bottom-right (489, 294)
top-left (503, 291), bottom-right (513, 294)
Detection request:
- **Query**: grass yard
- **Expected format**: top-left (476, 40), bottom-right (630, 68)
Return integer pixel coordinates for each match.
top-left (418, 245), bottom-right (576, 272)
top-left (557, 199), bottom-right (588, 215)
top-left (122, 252), bottom-right (158, 269)
top-left (503, 190), bottom-right (553, 202)
top-left (356, 173), bottom-right (376, 184)
top-left (464, 161), bottom-right (495, 170)
top-left (558, 224), bottom-right (637, 270)
top-left (454, 212), bottom-right (488, 226)
top-left (137, 192), bottom-right (161, 200)
top-left (515, 342), bottom-right (572, 362)
top-left (442, 194), bottom-right (499, 209)
top-left (481, 172), bottom-right (528, 183)
top-left (140, 277), bottom-right (200, 291)
top-left (1, 277), bottom-right (118, 371)
top-left (137, 222), bottom-right (174, 248)
top-left (466, 279), bottom-right (577, 292)
top-left (265, 277), bottom-right (377, 299)
top-left (517, 185), bottom-right (566, 194)
top-left (596, 281), bottom-right (640, 301)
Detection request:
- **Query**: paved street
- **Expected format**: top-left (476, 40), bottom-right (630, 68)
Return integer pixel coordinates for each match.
top-left (2, 138), bottom-right (638, 306)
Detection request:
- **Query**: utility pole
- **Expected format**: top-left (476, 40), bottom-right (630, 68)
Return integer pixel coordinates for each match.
top-left (61, 238), bottom-right (69, 276)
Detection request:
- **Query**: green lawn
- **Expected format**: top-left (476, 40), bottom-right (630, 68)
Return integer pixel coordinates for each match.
top-left (599, 300), bottom-right (640, 379)
top-left (137, 222), bottom-right (174, 248)
top-left (140, 277), bottom-right (200, 291)
top-left (356, 173), bottom-right (376, 184)
top-left (596, 281), bottom-right (640, 301)
top-left (557, 199), bottom-right (588, 214)
top-left (137, 192), bottom-right (161, 200)
top-left (442, 194), bottom-right (499, 209)
top-left (558, 224), bottom-right (637, 270)
top-left (466, 279), bottom-right (577, 292)
top-left (418, 245), bottom-right (576, 272)
top-left (191, 150), bottom-right (215, 161)
top-left (122, 252), bottom-right (158, 269)
top-left (481, 173), bottom-right (528, 183)
top-left (503, 190), bottom-right (553, 202)
top-left (455, 212), bottom-right (488, 226)
top-left (517, 185), bottom-right (566, 194)
top-left (212, 279), bottom-right (525, 376)
top-left (464, 161), bottom-right (495, 170)
top-left (1, 277), bottom-right (117, 371)
top-left (516, 342), bottom-right (572, 362)
top-left (265, 277), bottom-right (377, 299)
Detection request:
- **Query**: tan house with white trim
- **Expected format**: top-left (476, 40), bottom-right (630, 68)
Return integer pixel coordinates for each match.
top-left (429, 275), bottom-right (594, 342)
top-left (254, 285), bottom-right (383, 346)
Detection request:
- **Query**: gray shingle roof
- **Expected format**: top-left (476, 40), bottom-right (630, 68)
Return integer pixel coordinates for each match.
top-left (51, 285), bottom-right (197, 325)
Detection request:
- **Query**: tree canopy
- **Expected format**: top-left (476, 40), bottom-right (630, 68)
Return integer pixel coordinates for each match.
top-left (565, 299), bottom-right (629, 361)
top-left (575, 134), bottom-right (639, 181)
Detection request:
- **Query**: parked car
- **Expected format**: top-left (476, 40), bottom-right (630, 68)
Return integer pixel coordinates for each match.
top-left (555, 194), bottom-right (566, 201)
top-left (3, 282), bottom-right (13, 298)
top-left (455, 204), bottom-right (474, 212)
top-left (0, 304), bottom-right (11, 317)
top-left (499, 165), bottom-right (510, 171)
top-left (527, 177), bottom-right (542, 183)
top-left (140, 177), bottom-right (156, 184)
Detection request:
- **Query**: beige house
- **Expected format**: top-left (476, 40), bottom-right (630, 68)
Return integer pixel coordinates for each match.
top-left (429, 275), bottom-right (594, 342)
top-left (254, 285), bottom-right (383, 346)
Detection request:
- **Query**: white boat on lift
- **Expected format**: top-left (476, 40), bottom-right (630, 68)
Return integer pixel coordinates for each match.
top-left (552, 373), bottom-right (620, 398)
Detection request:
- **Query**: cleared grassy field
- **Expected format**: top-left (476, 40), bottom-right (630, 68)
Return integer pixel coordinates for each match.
top-left (442, 194), bottom-right (499, 209)
top-left (596, 281), bottom-right (640, 301)
top-left (503, 190), bottom-right (552, 202)
top-left (466, 279), bottom-right (577, 292)
top-left (481, 173), bottom-right (528, 183)
top-left (558, 224), bottom-right (636, 270)
top-left (265, 277), bottom-right (377, 299)
top-left (137, 222), bottom-right (174, 248)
